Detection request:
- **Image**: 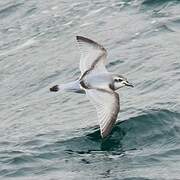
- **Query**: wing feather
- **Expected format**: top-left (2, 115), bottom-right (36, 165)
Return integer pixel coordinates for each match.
top-left (86, 89), bottom-right (120, 138)
top-left (76, 36), bottom-right (107, 75)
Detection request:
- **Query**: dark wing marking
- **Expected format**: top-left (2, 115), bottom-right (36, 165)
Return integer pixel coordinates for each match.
top-left (76, 36), bottom-right (108, 76)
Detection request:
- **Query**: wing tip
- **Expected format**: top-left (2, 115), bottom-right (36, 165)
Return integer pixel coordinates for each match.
top-left (76, 35), bottom-right (82, 40)
top-left (101, 126), bottom-right (114, 138)
top-left (101, 132), bottom-right (107, 139)
top-left (101, 130), bottom-right (110, 139)
top-left (76, 36), bottom-right (96, 44)
top-left (76, 35), bottom-right (107, 52)
top-left (100, 106), bottom-right (119, 139)
top-left (101, 126), bottom-right (112, 138)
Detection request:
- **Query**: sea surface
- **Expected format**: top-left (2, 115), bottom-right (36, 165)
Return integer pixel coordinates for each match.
top-left (0, 0), bottom-right (180, 179)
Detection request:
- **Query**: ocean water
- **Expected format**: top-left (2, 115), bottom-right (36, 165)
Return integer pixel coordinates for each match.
top-left (0, 0), bottom-right (180, 179)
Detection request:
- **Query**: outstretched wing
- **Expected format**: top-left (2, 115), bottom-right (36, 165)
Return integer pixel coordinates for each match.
top-left (86, 89), bottom-right (120, 138)
top-left (76, 36), bottom-right (107, 75)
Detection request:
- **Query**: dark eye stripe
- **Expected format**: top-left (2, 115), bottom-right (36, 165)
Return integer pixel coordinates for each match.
top-left (115, 79), bottom-right (123, 82)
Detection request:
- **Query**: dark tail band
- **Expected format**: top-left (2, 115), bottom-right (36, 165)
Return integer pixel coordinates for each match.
top-left (50, 85), bottom-right (59, 92)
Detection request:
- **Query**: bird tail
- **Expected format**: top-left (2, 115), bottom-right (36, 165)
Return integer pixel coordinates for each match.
top-left (50, 85), bottom-right (59, 92)
top-left (49, 81), bottom-right (85, 94)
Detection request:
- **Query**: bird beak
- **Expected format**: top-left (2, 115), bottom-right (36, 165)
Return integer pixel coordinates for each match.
top-left (124, 81), bottom-right (134, 87)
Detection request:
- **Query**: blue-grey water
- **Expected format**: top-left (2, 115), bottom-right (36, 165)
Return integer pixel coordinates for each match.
top-left (0, 0), bottom-right (180, 179)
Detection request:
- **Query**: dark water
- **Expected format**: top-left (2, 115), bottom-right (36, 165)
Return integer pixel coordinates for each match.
top-left (0, 0), bottom-right (180, 179)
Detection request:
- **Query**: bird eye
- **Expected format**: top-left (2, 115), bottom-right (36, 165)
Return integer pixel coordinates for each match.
top-left (115, 78), bottom-right (123, 82)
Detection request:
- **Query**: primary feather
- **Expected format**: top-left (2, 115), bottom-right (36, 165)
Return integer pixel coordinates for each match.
top-left (86, 89), bottom-right (119, 138)
top-left (76, 36), bottom-right (108, 75)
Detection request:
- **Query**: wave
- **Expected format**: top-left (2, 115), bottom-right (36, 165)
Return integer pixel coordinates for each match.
top-left (142, 0), bottom-right (179, 6)
top-left (82, 109), bottom-right (180, 151)
top-left (23, 109), bottom-right (179, 154)
top-left (0, 2), bottom-right (23, 19)
top-left (1, 109), bottom-right (179, 178)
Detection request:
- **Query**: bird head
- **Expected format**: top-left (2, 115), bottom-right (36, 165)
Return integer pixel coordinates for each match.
top-left (113, 75), bottom-right (133, 90)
